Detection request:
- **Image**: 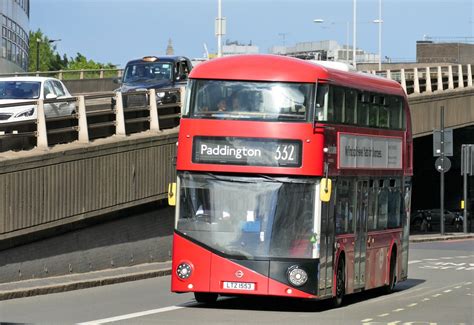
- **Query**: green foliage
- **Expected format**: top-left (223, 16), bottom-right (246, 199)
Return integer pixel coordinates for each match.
top-left (28, 29), bottom-right (116, 75)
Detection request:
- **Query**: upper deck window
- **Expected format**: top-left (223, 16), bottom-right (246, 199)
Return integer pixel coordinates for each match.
top-left (315, 84), bottom-right (405, 130)
top-left (187, 80), bottom-right (313, 122)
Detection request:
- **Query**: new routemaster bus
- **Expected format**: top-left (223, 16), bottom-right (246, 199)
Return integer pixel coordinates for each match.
top-left (170, 54), bottom-right (412, 307)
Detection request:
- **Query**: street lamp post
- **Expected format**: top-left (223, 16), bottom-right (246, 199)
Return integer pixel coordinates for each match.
top-left (313, 19), bottom-right (350, 62)
top-left (36, 38), bottom-right (61, 72)
top-left (373, 0), bottom-right (383, 70)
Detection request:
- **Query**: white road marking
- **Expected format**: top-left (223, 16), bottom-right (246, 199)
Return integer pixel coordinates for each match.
top-left (423, 258), bottom-right (439, 261)
top-left (422, 298), bottom-right (430, 301)
top-left (361, 318), bottom-right (373, 322)
top-left (407, 303), bottom-right (418, 307)
top-left (408, 260), bottom-right (422, 264)
top-left (387, 322), bottom-right (401, 325)
top-left (432, 293), bottom-right (442, 297)
top-left (454, 286), bottom-right (462, 289)
top-left (378, 313), bottom-right (390, 317)
top-left (440, 257), bottom-right (453, 260)
top-left (392, 308), bottom-right (404, 312)
top-left (77, 305), bottom-right (186, 324)
top-left (443, 289), bottom-right (452, 293)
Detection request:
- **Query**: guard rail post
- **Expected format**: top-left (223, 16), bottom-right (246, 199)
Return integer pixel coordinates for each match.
top-left (149, 89), bottom-right (160, 132)
top-left (458, 65), bottom-right (464, 88)
top-left (386, 69), bottom-right (392, 80)
top-left (80, 69), bottom-right (84, 80)
top-left (115, 92), bottom-right (126, 136)
top-left (425, 67), bottom-right (432, 93)
top-left (448, 65), bottom-right (454, 90)
top-left (400, 69), bottom-right (407, 93)
top-left (468, 64), bottom-right (473, 87)
top-left (437, 66), bottom-right (443, 91)
top-left (77, 95), bottom-right (89, 143)
top-left (58, 70), bottom-right (63, 80)
top-left (99, 69), bottom-right (104, 79)
top-left (36, 99), bottom-right (48, 150)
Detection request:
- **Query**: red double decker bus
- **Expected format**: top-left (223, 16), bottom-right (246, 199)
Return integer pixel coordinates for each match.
top-left (171, 55), bottom-right (412, 307)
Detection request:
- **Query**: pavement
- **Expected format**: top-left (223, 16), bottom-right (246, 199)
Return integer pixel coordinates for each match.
top-left (0, 233), bottom-right (473, 301)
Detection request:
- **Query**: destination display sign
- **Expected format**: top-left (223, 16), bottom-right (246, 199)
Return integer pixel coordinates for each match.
top-left (338, 133), bottom-right (403, 170)
top-left (193, 136), bottom-right (302, 167)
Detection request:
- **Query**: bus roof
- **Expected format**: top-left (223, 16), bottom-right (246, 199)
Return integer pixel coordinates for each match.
top-left (189, 54), bottom-right (405, 97)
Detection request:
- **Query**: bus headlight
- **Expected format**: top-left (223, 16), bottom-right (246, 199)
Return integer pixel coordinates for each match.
top-left (176, 262), bottom-right (192, 280)
top-left (287, 265), bottom-right (308, 287)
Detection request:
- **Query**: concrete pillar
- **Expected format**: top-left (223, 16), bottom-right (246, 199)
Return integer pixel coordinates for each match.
top-left (36, 99), bottom-right (48, 150)
top-left (448, 65), bottom-right (454, 90)
top-left (468, 64), bottom-right (473, 87)
top-left (372, 70), bottom-right (377, 75)
top-left (80, 69), bottom-right (84, 80)
top-left (400, 69), bottom-right (407, 94)
top-left (458, 64), bottom-right (464, 88)
top-left (99, 69), bottom-right (104, 79)
top-left (58, 70), bottom-right (63, 80)
top-left (114, 92), bottom-right (126, 136)
top-left (413, 67), bottom-right (420, 94)
top-left (425, 67), bottom-right (432, 93)
top-left (437, 66), bottom-right (443, 91)
top-left (386, 70), bottom-right (392, 80)
top-left (149, 89), bottom-right (160, 132)
top-left (77, 96), bottom-right (89, 143)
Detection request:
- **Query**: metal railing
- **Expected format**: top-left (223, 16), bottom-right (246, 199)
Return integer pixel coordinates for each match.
top-left (365, 63), bottom-right (474, 95)
top-left (0, 87), bottom-right (183, 153)
top-left (0, 68), bottom-right (124, 80)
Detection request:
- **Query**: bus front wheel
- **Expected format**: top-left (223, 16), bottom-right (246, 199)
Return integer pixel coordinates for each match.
top-left (194, 292), bottom-right (218, 304)
top-left (385, 251), bottom-right (397, 294)
top-left (333, 258), bottom-right (345, 308)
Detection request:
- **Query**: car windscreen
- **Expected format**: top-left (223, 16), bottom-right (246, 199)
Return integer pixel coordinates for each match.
top-left (123, 62), bottom-right (173, 83)
top-left (188, 79), bottom-right (313, 122)
top-left (0, 81), bottom-right (41, 99)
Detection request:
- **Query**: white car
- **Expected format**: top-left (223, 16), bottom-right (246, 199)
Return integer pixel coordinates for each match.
top-left (0, 76), bottom-right (76, 123)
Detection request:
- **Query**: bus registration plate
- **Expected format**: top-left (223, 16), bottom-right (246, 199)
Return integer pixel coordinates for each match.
top-left (222, 281), bottom-right (255, 291)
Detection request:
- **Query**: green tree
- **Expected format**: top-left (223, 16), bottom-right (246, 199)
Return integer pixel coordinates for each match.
top-left (28, 29), bottom-right (65, 72)
top-left (28, 29), bottom-right (116, 74)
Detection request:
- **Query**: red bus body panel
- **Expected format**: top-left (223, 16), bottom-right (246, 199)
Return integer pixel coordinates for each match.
top-left (177, 119), bottom-right (324, 176)
top-left (171, 233), bottom-right (316, 299)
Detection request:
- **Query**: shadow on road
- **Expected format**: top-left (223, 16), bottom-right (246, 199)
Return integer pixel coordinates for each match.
top-left (187, 278), bottom-right (426, 313)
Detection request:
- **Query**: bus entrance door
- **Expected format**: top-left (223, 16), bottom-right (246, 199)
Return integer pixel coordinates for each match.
top-left (354, 180), bottom-right (368, 290)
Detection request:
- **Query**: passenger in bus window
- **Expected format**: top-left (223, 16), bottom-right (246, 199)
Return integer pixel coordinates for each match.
top-left (217, 98), bottom-right (227, 112)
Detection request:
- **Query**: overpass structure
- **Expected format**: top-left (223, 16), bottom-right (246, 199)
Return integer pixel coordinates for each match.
top-left (0, 62), bottom-right (472, 284)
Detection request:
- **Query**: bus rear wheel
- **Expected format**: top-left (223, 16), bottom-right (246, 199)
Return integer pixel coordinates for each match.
top-left (385, 251), bottom-right (397, 294)
top-left (333, 258), bottom-right (345, 308)
top-left (194, 292), bottom-right (218, 304)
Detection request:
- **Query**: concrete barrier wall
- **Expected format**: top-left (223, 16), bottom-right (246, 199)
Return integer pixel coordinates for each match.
top-left (0, 130), bottom-right (178, 241)
top-left (409, 88), bottom-right (474, 137)
top-left (63, 78), bottom-right (118, 94)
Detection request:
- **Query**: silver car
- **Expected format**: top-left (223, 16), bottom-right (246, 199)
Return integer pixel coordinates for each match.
top-left (0, 76), bottom-right (76, 123)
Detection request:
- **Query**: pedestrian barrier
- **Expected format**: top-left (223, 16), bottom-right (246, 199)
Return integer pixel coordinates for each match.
top-left (0, 87), bottom-right (183, 152)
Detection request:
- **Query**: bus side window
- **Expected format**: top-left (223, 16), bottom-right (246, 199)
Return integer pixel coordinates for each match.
top-left (315, 84), bottom-right (328, 121)
top-left (344, 88), bottom-right (356, 124)
top-left (328, 86), bottom-right (344, 123)
top-left (379, 97), bottom-right (389, 128)
top-left (367, 179), bottom-right (378, 230)
top-left (368, 94), bottom-right (378, 127)
top-left (335, 179), bottom-right (355, 234)
top-left (387, 179), bottom-right (401, 228)
top-left (388, 96), bottom-right (403, 129)
top-left (377, 179), bottom-right (389, 229)
top-left (357, 92), bottom-right (369, 126)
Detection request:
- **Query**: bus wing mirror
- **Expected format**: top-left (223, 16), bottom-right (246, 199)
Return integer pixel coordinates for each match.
top-left (168, 182), bottom-right (176, 206)
top-left (320, 178), bottom-right (332, 202)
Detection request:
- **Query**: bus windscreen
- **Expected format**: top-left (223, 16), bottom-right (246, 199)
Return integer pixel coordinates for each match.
top-left (188, 80), bottom-right (313, 122)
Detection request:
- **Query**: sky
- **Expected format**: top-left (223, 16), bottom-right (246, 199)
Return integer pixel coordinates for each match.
top-left (30, 0), bottom-right (473, 67)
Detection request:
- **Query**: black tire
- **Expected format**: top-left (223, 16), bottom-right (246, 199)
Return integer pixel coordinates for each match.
top-left (194, 292), bottom-right (218, 304)
top-left (333, 258), bottom-right (345, 308)
top-left (385, 252), bottom-right (397, 294)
